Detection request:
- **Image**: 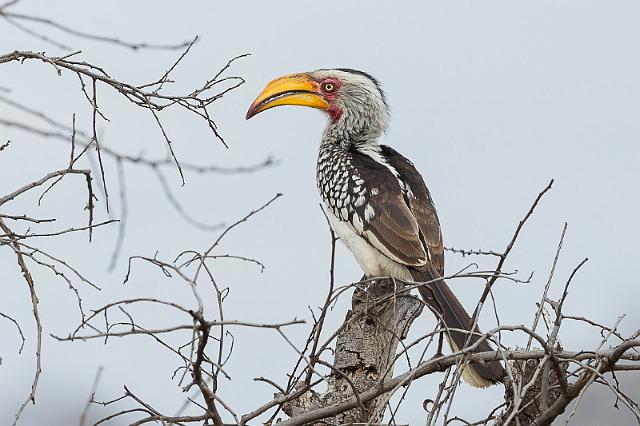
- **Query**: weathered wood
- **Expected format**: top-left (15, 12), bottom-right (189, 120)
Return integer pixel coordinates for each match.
top-left (498, 346), bottom-right (569, 425)
top-left (283, 279), bottom-right (423, 425)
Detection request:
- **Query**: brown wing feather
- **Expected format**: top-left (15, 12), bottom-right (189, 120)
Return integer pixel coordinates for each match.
top-left (371, 146), bottom-right (505, 386)
top-left (349, 149), bottom-right (428, 267)
top-left (367, 192), bottom-right (427, 267)
top-left (380, 145), bottom-right (444, 275)
top-left (349, 147), bottom-right (443, 272)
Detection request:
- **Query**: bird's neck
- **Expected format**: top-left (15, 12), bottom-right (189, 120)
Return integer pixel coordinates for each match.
top-left (318, 131), bottom-right (381, 165)
top-left (320, 130), bottom-right (379, 152)
top-left (321, 102), bottom-right (388, 150)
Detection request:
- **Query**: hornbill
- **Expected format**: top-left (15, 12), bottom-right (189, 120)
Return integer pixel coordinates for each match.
top-left (246, 68), bottom-right (505, 387)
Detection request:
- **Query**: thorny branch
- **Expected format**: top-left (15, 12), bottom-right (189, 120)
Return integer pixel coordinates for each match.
top-left (0, 47), bottom-right (249, 181)
top-left (0, 218), bottom-right (42, 426)
top-left (0, 0), bottom-right (192, 51)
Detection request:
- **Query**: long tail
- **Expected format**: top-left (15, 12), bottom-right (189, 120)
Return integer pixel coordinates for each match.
top-left (413, 269), bottom-right (505, 387)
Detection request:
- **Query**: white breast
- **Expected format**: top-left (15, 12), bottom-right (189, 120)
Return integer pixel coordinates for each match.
top-left (326, 210), bottom-right (413, 282)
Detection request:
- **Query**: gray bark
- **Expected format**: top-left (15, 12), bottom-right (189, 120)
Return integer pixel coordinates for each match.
top-left (283, 279), bottom-right (423, 425)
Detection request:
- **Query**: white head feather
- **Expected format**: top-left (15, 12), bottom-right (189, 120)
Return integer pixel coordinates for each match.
top-left (311, 69), bottom-right (390, 146)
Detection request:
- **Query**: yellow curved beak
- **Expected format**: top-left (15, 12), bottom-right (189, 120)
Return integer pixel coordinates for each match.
top-left (245, 74), bottom-right (329, 119)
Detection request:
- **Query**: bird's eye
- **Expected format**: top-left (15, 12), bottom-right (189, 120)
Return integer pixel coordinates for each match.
top-left (322, 82), bottom-right (336, 92)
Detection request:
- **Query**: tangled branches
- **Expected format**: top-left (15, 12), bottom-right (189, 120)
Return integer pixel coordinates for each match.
top-left (0, 4), bottom-right (268, 423)
top-left (0, 45), bottom-right (248, 185)
top-left (47, 180), bottom-right (640, 425)
top-left (2, 3), bottom-right (639, 426)
top-left (52, 194), bottom-right (305, 426)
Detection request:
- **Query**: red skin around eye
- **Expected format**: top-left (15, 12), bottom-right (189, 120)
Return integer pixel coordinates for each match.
top-left (321, 78), bottom-right (342, 122)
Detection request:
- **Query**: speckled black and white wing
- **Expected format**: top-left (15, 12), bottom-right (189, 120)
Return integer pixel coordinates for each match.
top-left (316, 143), bottom-right (443, 274)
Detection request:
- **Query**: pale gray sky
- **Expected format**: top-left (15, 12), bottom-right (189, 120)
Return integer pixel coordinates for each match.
top-left (1, 1), bottom-right (639, 425)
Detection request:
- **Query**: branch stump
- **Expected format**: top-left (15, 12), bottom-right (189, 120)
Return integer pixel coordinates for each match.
top-left (283, 279), bottom-right (423, 424)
